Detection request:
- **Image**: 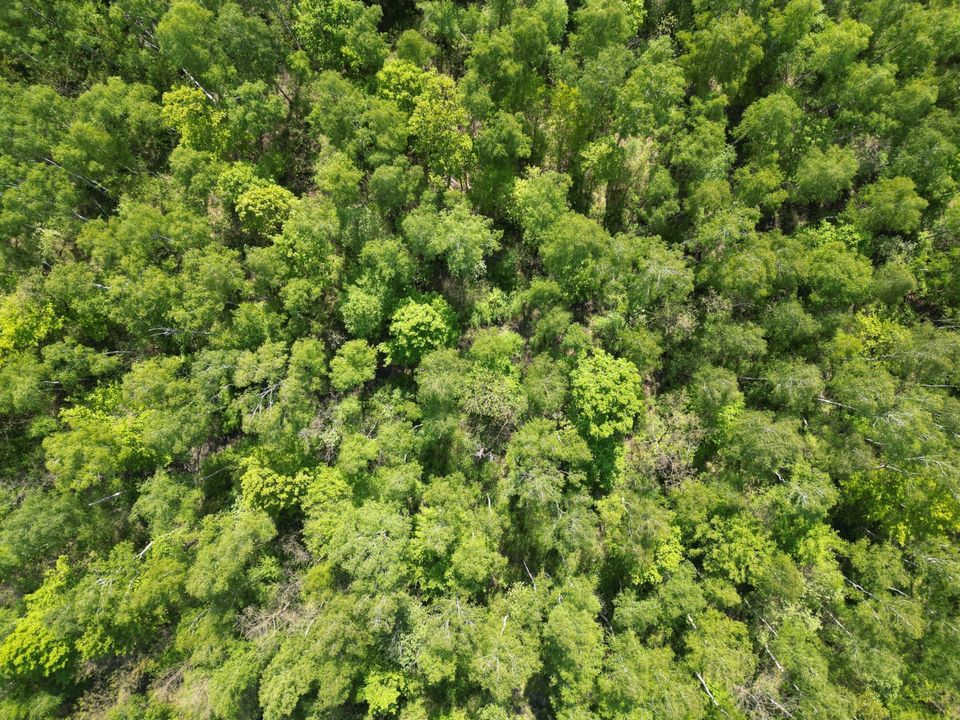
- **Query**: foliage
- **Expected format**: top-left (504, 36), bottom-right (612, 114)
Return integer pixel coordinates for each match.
top-left (235, 183), bottom-right (296, 236)
top-left (409, 73), bottom-right (474, 182)
top-left (329, 339), bottom-right (377, 392)
top-left (382, 296), bottom-right (457, 366)
top-left (403, 197), bottom-right (502, 279)
top-left (2, 1), bottom-right (960, 718)
top-left (852, 176), bottom-right (929, 235)
top-left (571, 349), bottom-right (644, 442)
top-left (294, 0), bottom-right (386, 73)
top-left (793, 145), bottom-right (859, 204)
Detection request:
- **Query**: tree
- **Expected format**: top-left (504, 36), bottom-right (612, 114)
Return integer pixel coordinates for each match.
top-left (704, 235), bottom-right (778, 303)
top-left (617, 36), bottom-right (686, 138)
top-left (326, 500), bottom-right (411, 593)
top-left (598, 632), bottom-right (707, 720)
top-left (186, 509), bottom-right (276, 604)
top-left (684, 607), bottom-right (756, 703)
top-left (223, 81), bottom-right (286, 158)
top-left (235, 183), bottom-right (296, 236)
top-left (403, 198), bottom-right (502, 279)
top-left (597, 489), bottom-right (683, 586)
top-left (330, 340), bottom-right (377, 391)
top-left (239, 457), bottom-right (310, 517)
top-left (53, 77), bottom-right (162, 196)
top-left (804, 238), bottom-right (874, 307)
top-left (734, 92), bottom-right (802, 157)
top-left (156, 0), bottom-right (216, 85)
top-left (382, 296), bottom-right (458, 366)
top-left (799, 18), bottom-right (872, 78)
top-left (409, 73), bottom-right (474, 182)
top-left (680, 13), bottom-right (765, 94)
top-left (852, 176), bottom-right (928, 235)
top-left (510, 168), bottom-right (572, 246)
top-left (369, 158), bottom-right (424, 217)
top-left (0, 557), bottom-right (74, 682)
top-left (543, 578), bottom-right (604, 714)
top-left (793, 145), bottom-right (859, 204)
top-left (469, 584), bottom-right (542, 704)
top-left (570, 349), bottom-right (644, 442)
top-left (409, 473), bottom-right (505, 596)
top-left (569, 0), bottom-right (638, 59)
top-left (294, 0), bottom-right (387, 73)
top-left (540, 212), bottom-right (614, 304)
top-left (43, 401), bottom-right (148, 492)
top-left (720, 409), bottom-right (805, 481)
top-left (503, 418), bottom-right (596, 569)
top-left (733, 157), bottom-right (788, 211)
top-left (701, 513), bottom-right (775, 585)
top-left (764, 359), bottom-right (824, 413)
top-left (377, 58), bottom-right (429, 112)
top-left (470, 110), bottom-right (533, 214)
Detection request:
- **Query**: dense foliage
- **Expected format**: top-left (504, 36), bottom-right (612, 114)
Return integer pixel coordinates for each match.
top-left (2, 0), bottom-right (960, 718)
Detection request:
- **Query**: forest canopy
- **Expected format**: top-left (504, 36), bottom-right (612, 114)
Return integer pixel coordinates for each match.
top-left (2, 0), bottom-right (960, 718)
